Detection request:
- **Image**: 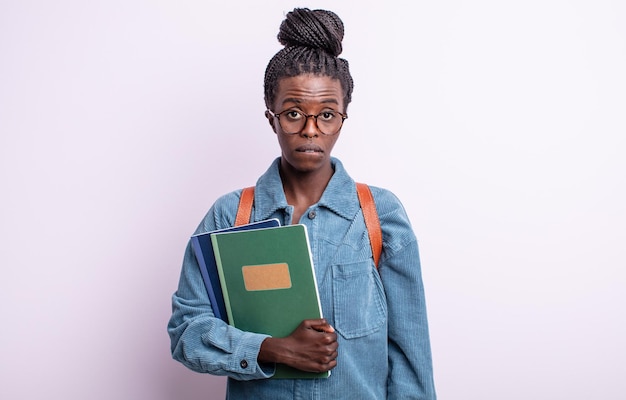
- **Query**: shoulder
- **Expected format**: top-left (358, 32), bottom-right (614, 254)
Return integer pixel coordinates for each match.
top-left (366, 185), bottom-right (409, 221)
top-left (366, 185), bottom-right (417, 251)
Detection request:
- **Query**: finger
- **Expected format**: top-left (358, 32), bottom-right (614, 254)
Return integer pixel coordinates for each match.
top-left (310, 322), bottom-right (335, 333)
top-left (304, 318), bottom-right (328, 327)
top-left (322, 359), bottom-right (338, 371)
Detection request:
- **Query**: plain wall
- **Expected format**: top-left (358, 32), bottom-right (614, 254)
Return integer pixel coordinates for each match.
top-left (1, 1), bottom-right (624, 399)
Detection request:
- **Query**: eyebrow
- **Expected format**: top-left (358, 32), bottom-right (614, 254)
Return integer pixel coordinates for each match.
top-left (281, 98), bottom-right (339, 106)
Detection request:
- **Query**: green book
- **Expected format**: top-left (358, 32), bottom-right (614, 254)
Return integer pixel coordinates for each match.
top-left (211, 224), bottom-right (328, 379)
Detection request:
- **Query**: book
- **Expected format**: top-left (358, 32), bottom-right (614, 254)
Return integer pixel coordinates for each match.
top-left (210, 224), bottom-right (328, 379)
top-left (190, 219), bottom-right (281, 322)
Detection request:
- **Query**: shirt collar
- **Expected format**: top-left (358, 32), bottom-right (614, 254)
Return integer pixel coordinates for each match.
top-left (253, 157), bottom-right (359, 221)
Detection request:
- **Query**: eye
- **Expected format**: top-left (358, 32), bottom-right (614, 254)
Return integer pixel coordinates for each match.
top-left (319, 111), bottom-right (337, 121)
top-left (284, 110), bottom-right (303, 121)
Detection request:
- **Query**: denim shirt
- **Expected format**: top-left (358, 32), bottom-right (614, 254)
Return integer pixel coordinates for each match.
top-left (168, 157), bottom-right (436, 399)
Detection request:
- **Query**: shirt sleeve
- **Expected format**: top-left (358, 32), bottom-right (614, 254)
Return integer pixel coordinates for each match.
top-left (382, 241), bottom-right (437, 399)
top-left (167, 200), bottom-right (276, 380)
top-left (375, 190), bottom-right (437, 399)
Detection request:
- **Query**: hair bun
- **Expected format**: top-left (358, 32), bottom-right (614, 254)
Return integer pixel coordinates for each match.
top-left (277, 8), bottom-right (344, 57)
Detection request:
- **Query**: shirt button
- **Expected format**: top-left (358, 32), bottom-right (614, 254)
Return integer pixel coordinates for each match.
top-left (308, 210), bottom-right (316, 219)
top-left (240, 359), bottom-right (248, 369)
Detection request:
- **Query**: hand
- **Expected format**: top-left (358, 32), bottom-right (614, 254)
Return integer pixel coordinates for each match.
top-left (258, 319), bottom-right (338, 373)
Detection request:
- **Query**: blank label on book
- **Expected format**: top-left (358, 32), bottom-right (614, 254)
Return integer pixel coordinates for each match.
top-left (242, 263), bottom-right (292, 291)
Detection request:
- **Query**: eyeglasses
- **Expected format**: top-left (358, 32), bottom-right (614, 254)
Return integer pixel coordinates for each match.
top-left (267, 109), bottom-right (348, 136)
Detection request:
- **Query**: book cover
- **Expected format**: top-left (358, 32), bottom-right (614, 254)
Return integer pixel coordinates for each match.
top-left (190, 219), bottom-right (280, 322)
top-left (210, 224), bottom-right (328, 379)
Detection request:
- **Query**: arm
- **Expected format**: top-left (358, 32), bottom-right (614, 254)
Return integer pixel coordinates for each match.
top-left (169, 243), bottom-right (339, 378)
top-left (167, 241), bottom-right (274, 380)
top-left (373, 188), bottom-right (437, 399)
top-left (381, 241), bottom-right (437, 399)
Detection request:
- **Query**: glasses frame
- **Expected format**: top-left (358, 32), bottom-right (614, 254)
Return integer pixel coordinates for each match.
top-left (267, 109), bottom-right (348, 136)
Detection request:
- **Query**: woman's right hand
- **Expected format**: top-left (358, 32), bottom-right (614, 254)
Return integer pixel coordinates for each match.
top-left (258, 318), bottom-right (338, 373)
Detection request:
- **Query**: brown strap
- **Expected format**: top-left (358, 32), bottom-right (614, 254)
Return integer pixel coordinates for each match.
top-left (356, 183), bottom-right (383, 268)
top-left (234, 183), bottom-right (383, 267)
top-left (234, 186), bottom-right (255, 226)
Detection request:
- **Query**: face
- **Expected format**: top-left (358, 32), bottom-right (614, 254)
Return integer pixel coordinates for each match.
top-left (267, 74), bottom-right (345, 175)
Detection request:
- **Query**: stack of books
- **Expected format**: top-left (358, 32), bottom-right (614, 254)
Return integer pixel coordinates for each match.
top-left (190, 220), bottom-right (327, 379)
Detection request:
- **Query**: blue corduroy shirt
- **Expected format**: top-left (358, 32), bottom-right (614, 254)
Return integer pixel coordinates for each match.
top-left (168, 157), bottom-right (436, 399)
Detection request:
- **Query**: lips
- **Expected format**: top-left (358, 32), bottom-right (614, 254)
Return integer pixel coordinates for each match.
top-left (295, 144), bottom-right (323, 153)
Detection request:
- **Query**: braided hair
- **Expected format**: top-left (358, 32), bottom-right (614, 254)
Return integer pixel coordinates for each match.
top-left (264, 8), bottom-right (354, 111)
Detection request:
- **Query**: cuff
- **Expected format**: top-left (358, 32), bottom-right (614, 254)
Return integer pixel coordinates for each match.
top-left (230, 332), bottom-right (275, 380)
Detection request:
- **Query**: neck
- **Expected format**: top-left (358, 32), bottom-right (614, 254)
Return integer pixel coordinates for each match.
top-left (279, 160), bottom-right (334, 209)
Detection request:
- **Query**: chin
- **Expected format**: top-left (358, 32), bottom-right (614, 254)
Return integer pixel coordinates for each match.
top-left (283, 154), bottom-right (328, 173)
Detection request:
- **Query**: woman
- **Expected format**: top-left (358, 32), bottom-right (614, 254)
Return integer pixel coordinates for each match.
top-left (168, 8), bottom-right (436, 399)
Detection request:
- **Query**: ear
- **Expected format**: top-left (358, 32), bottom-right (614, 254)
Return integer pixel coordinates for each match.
top-left (265, 110), bottom-right (277, 133)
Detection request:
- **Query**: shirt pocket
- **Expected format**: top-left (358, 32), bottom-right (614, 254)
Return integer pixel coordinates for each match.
top-left (331, 260), bottom-right (387, 339)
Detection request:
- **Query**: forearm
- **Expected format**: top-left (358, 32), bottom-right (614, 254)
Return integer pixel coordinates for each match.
top-left (167, 243), bottom-right (274, 380)
top-left (169, 307), bottom-right (272, 379)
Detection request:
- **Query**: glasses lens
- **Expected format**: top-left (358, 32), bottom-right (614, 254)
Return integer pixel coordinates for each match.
top-left (278, 110), bottom-right (343, 135)
top-left (316, 111), bottom-right (343, 135)
top-left (279, 111), bottom-right (306, 134)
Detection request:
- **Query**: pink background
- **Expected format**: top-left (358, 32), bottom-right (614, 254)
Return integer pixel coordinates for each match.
top-left (1, 1), bottom-right (625, 399)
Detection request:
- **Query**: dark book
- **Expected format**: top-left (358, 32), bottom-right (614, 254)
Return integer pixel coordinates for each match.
top-left (190, 219), bottom-right (280, 322)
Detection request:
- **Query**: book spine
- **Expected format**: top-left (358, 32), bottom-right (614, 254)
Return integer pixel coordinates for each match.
top-left (190, 237), bottom-right (222, 320)
top-left (211, 234), bottom-right (234, 325)
top-left (299, 225), bottom-right (324, 321)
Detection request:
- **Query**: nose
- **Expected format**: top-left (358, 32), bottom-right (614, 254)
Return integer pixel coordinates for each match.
top-left (300, 115), bottom-right (320, 138)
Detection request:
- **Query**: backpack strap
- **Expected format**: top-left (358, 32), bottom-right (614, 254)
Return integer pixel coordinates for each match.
top-left (356, 183), bottom-right (382, 268)
top-left (234, 186), bottom-right (255, 226)
top-left (235, 183), bottom-right (383, 268)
